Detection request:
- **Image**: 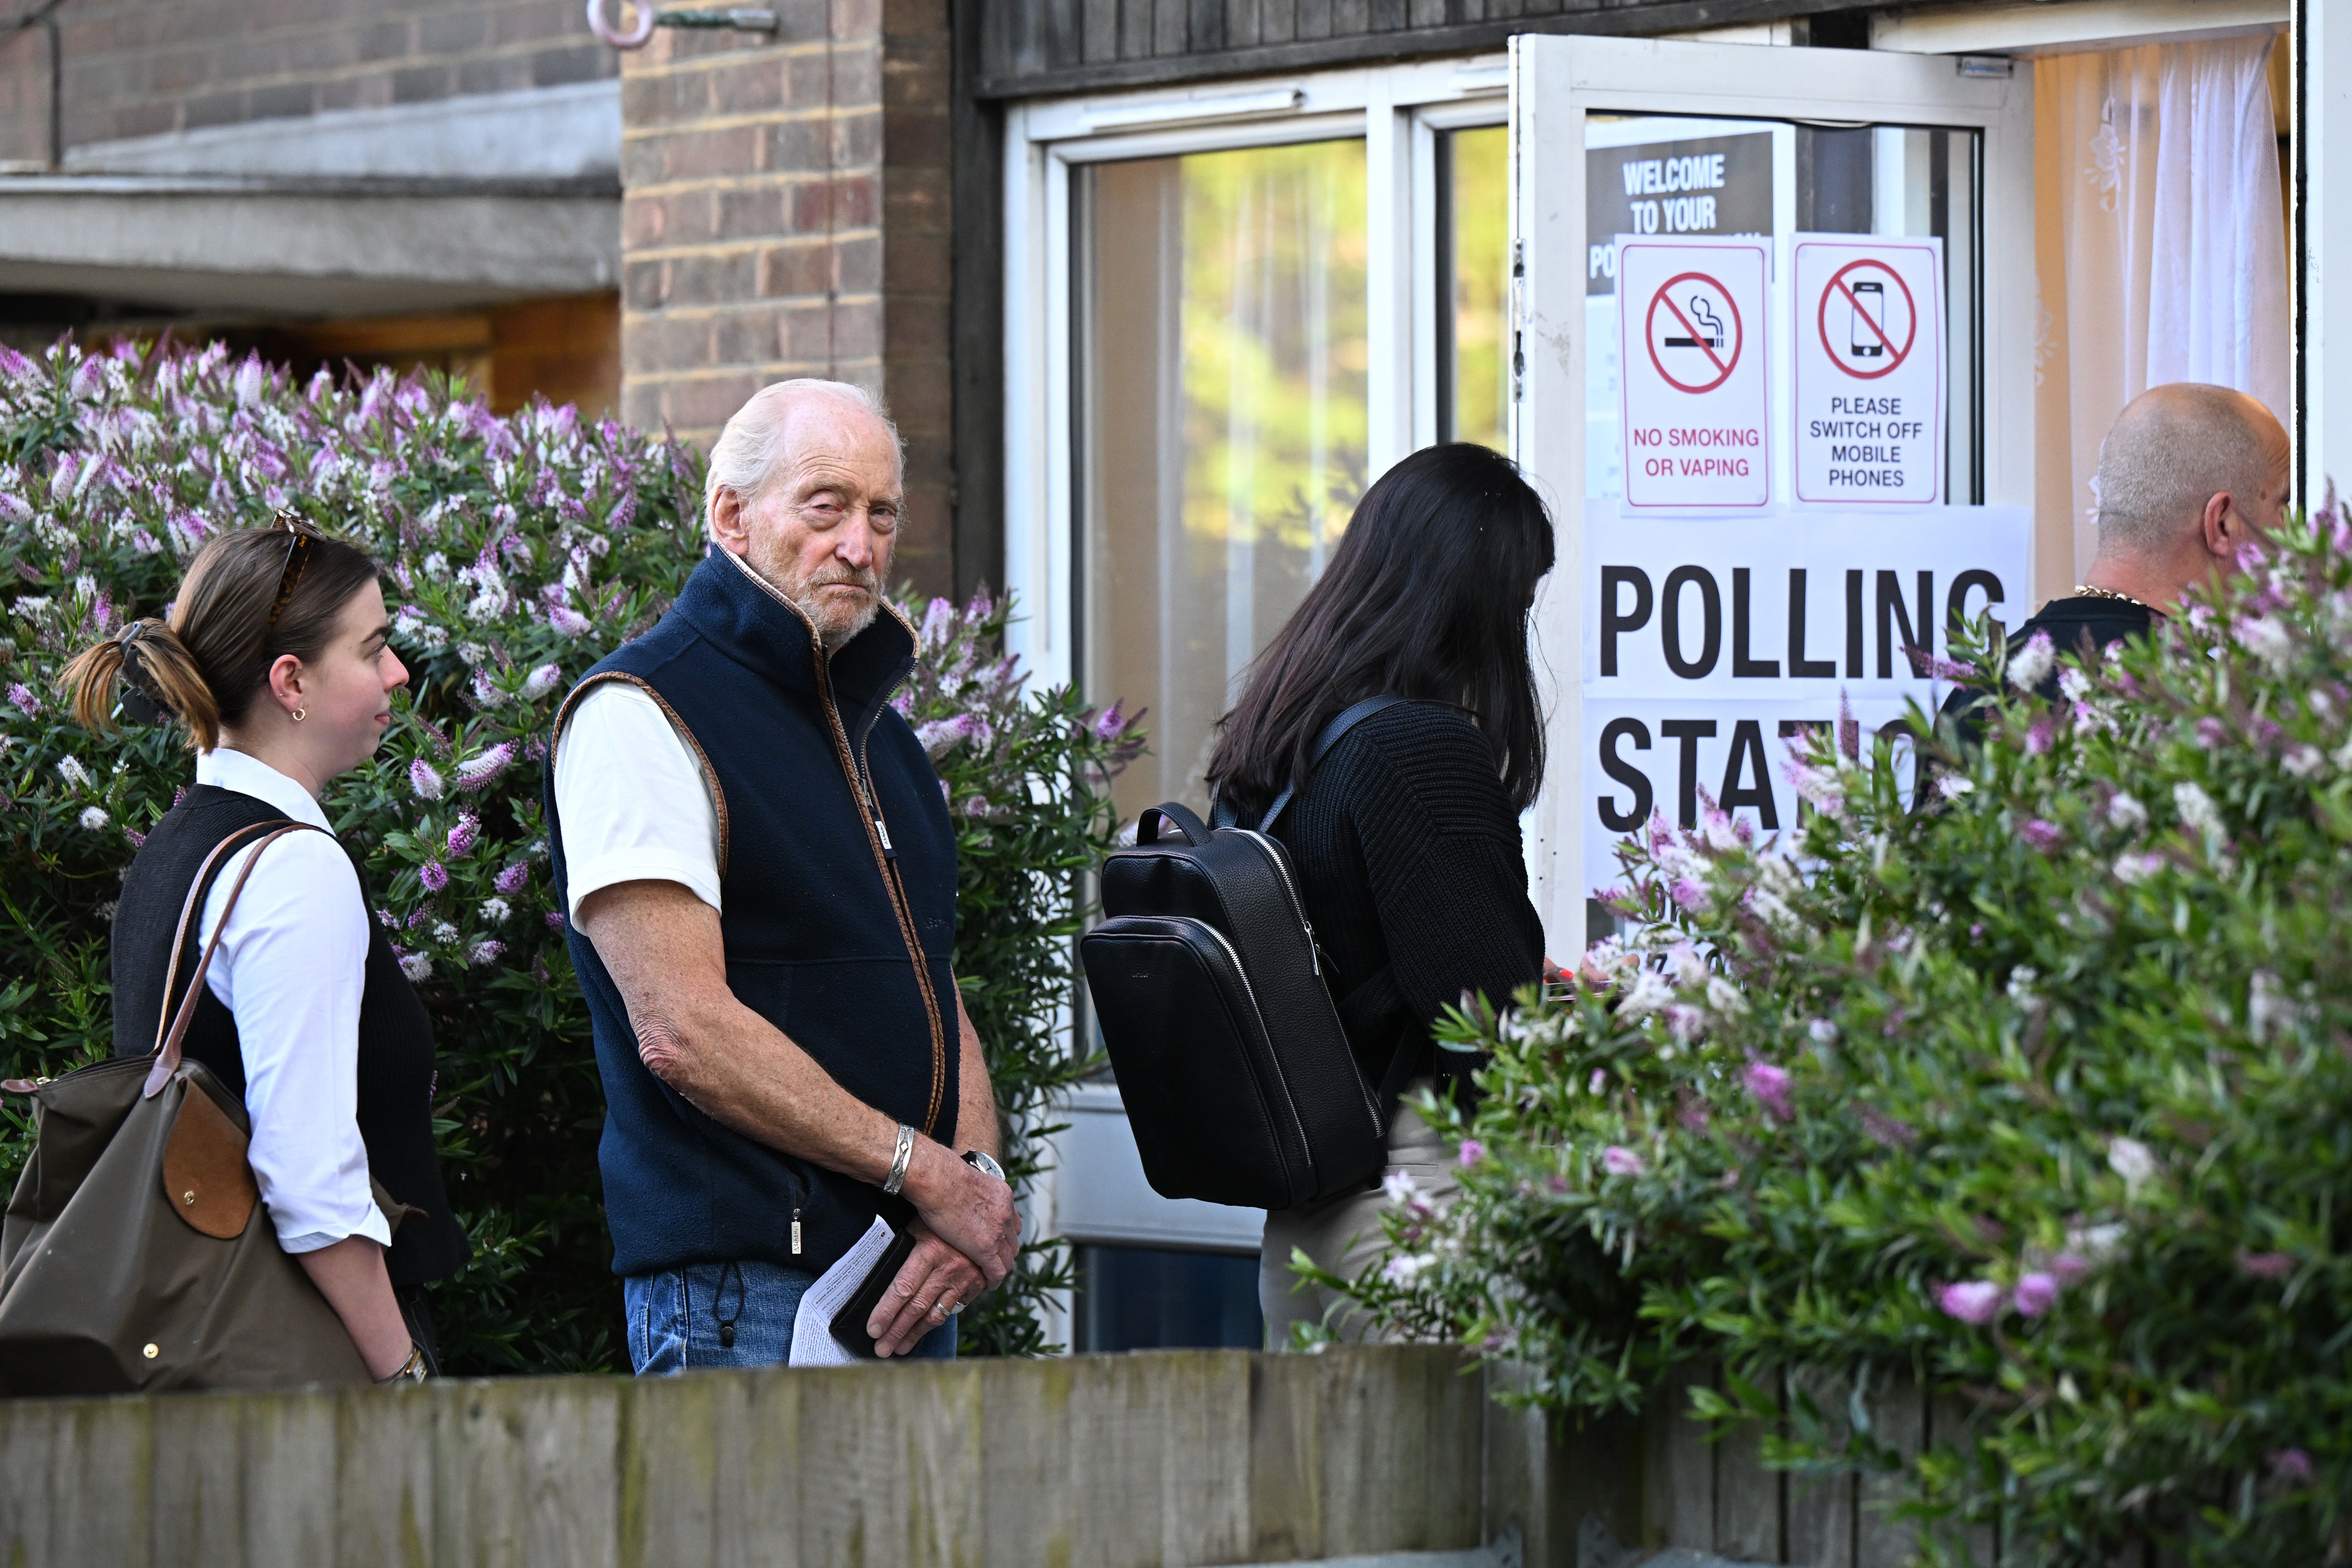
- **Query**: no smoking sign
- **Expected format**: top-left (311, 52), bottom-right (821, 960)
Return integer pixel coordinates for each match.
top-left (1645, 271), bottom-right (1742, 393)
top-left (1618, 237), bottom-right (1771, 512)
top-left (1793, 237), bottom-right (1944, 505)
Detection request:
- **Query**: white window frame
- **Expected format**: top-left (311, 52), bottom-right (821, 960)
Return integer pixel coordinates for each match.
top-left (999, 56), bottom-right (1507, 690)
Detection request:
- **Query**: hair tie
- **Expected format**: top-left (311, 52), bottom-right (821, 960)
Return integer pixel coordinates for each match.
top-left (114, 619), bottom-right (169, 725)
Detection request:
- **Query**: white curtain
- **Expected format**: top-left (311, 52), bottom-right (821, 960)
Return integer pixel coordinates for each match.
top-left (2033, 34), bottom-right (2290, 588)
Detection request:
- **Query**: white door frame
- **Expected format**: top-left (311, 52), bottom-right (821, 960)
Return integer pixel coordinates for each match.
top-left (1508, 32), bottom-right (2036, 955)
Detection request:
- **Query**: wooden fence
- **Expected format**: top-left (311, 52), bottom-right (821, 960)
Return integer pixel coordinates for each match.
top-left (0, 1346), bottom-right (1985, 1568)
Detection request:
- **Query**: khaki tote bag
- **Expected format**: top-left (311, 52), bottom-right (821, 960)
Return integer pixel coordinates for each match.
top-left (0, 821), bottom-right (371, 1394)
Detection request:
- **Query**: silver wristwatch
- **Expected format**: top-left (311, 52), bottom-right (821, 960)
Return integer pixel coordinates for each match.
top-left (961, 1149), bottom-right (1005, 1182)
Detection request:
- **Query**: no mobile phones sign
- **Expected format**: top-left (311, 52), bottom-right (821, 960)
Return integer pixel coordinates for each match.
top-left (1617, 237), bottom-right (1770, 513)
top-left (1792, 236), bottom-right (1945, 504)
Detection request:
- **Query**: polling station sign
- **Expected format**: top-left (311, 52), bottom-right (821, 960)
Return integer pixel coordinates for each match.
top-left (1578, 500), bottom-right (2031, 890)
top-left (1617, 237), bottom-right (1771, 513)
top-left (1793, 236), bottom-right (1945, 505)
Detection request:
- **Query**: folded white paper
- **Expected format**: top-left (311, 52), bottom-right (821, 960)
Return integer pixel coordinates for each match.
top-left (788, 1215), bottom-right (895, 1367)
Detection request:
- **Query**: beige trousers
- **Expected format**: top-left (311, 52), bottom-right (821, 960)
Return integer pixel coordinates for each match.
top-left (1259, 1081), bottom-right (1459, 1348)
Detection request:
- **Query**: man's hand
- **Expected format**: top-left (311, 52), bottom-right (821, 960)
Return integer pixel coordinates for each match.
top-left (898, 1138), bottom-right (1019, 1291)
top-left (867, 1219), bottom-right (989, 1357)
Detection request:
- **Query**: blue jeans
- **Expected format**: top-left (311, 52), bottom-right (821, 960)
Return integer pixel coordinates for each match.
top-left (624, 1258), bottom-right (958, 1374)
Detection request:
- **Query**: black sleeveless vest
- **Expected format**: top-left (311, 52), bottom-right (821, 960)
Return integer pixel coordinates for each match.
top-left (112, 785), bottom-right (469, 1288)
top-left (547, 547), bottom-right (960, 1279)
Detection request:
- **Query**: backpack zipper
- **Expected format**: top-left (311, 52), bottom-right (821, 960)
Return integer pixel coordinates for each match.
top-left (1230, 829), bottom-right (1320, 978)
top-left (1230, 830), bottom-right (1381, 1140)
top-left (1192, 919), bottom-right (1315, 1169)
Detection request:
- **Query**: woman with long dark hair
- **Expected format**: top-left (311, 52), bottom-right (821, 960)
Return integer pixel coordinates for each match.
top-left (1207, 442), bottom-right (1554, 1344)
top-left (60, 519), bottom-right (468, 1383)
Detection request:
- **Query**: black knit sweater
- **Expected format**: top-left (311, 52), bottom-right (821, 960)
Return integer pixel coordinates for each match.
top-left (1246, 702), bottom-right (1547, 1118)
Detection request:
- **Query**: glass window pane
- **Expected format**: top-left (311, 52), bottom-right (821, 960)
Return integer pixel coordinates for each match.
top-left (1439, 125), bottom-right (1509, 450)
top-left (1581, 115), bottom-right (1982, 505)
top-left (1077, 140), bottom-right (1369, 823)
top-left (1072, 1244), bottom-right (1263, 1352)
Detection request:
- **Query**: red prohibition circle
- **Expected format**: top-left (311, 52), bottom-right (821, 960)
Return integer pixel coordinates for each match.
top-left (1816, 258), bottom-right (1918, 380)
top-left (1643, 271), bottom-right (1742, 395)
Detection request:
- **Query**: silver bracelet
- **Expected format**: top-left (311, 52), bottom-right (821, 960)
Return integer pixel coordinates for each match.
top-left (882, 1123), bottom-right (917, 1195)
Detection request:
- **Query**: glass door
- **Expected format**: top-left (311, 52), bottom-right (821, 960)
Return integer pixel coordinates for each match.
top-left (1507, 34), bottom-right (2036, 954)
top-left (1074, 139), bottom-right (1371, 825)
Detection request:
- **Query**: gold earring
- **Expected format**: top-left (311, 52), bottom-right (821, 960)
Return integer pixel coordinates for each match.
top-left (291, 707), bottom-right (306, 722)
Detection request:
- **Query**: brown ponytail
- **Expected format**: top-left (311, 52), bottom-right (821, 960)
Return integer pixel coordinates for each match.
top-left (55, 522), bottom-right (380, 753)
top-left (61, 619), bottom-right (222, 746)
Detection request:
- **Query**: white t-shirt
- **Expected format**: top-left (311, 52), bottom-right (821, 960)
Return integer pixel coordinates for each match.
top-left (551, 682), bottom-right (723, 919)
top-left (192, 748), bottom-right (392, 1255)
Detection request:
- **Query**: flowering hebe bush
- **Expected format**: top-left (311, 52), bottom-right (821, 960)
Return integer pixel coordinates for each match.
top-left (1340, 508), bottom-right (2352, 1565)
top-left (0, 340), bottom-right (1136, 1368)
top-left (898, 596), bottom-right (1143, 1353)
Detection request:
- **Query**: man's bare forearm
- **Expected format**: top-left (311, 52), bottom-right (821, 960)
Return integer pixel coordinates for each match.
top-left (950, 992), bottom-right (1000, 1160)
top-left (576, 878), bottom-right (1021, 1283)
top-left (579, 879), bottom-right (901, 1183)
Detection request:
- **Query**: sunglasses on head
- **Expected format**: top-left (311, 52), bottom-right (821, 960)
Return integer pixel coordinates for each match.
top-left (263, 511), bottom-right (326, 638)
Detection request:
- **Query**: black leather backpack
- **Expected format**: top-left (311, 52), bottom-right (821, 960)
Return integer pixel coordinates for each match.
top-left (1079, 697), bottom-right (1403, 1209)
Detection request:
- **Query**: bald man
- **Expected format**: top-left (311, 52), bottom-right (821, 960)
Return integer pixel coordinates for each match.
top-left (1947, 383), bottom-right (2288, 722)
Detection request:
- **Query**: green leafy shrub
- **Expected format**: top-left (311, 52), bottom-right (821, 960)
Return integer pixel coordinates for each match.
top-left (0, 339), bottom-right (1133, 1370)
top-left (891, 590), bottom-right (1140, 1355)
top-left (1337, 509), bottom-right (2352, 1565)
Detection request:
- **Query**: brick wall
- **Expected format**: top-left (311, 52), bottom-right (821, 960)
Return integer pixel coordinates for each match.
top-left (0, 26), bottom-right (47, 167)
top-left (1, 0), bottom-right (614, 156)
top-left (618, 0), bottom-right (957, 598)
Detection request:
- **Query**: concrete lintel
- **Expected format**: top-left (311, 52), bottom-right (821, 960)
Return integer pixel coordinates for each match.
top-left (59, 80), bottom-right (621, 185)
top-left (0, 182), bottom-right (617, 316)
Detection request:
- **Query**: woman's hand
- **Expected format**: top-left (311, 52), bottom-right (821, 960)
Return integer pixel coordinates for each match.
top-left (294, 1234), bottom-right (415, 1379)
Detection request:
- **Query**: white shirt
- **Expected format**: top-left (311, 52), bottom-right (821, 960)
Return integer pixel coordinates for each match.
top-left (192, 749), bottom-right (391, 1255)
top-left (550, 682), bottom-right (723, 918)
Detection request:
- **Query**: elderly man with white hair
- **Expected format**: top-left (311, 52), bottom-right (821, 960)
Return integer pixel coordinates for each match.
top-left (546, 380), bottom-right (1018, 1371)
top-left (1946, 383), bottom-right (2289, 730)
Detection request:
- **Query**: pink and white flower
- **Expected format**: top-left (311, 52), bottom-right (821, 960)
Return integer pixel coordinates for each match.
top-left (1935, 1280), bottom-right (2003, 1325)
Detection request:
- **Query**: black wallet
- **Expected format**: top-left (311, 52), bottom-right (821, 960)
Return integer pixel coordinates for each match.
top-left (828, 1224), bottom-right (921, 1358)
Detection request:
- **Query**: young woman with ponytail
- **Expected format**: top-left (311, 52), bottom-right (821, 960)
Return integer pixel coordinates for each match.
top-left (59, 517), bottom-right (467, 1383)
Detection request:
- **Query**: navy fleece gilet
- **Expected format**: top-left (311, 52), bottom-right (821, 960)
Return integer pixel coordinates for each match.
top-left (546, 548), bottom-right (959, 1279)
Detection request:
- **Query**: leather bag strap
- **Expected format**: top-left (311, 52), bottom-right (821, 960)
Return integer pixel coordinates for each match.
top-left (1259, 695), bottom-right (1409, 835)
top-left (147, 821), bottom-right (282, 1057)
top-left (144, 822), bottom-right (323, 1100)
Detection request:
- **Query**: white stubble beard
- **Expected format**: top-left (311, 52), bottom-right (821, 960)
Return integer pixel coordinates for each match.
top-left (793, 575), bottom-right (881, 649)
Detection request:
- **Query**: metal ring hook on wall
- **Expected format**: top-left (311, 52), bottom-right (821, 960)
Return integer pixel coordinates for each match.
top-left (585, 0), bottom-right (655, 50)
top-left (587, 0), bottom-right (781, 48)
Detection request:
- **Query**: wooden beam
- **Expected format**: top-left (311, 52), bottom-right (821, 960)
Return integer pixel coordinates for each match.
top-left (975, 0), bottom-right (1927, 99)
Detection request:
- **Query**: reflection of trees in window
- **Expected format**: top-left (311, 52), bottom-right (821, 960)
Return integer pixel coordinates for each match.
top-left (1443, 126), bottom-right (1510, 451)
top-left (1080, 138), bottom-right (1368, 823)
top-left (1176, 140), bottom-right (1369, 578)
